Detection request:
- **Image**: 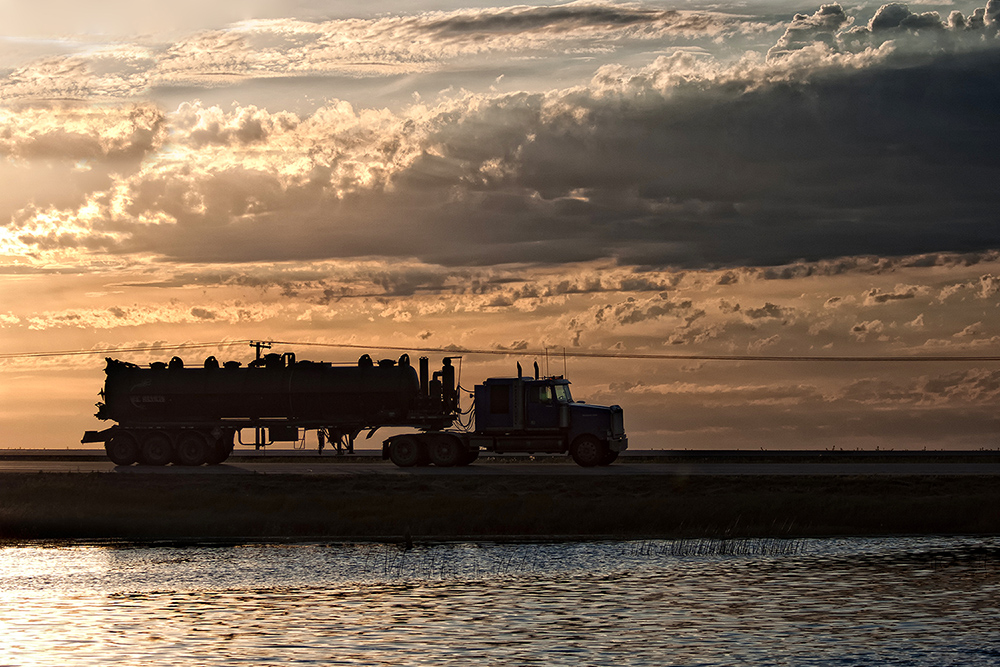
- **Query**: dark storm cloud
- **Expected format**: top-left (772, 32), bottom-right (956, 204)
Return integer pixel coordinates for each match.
top-left (416, 41), bottom-right (1000, 268)
top-left (15, 4), bottom-right (1000, 272)
top-left (420, 4), bottom-right (668, 34)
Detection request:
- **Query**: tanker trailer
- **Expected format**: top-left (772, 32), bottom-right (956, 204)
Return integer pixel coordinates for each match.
top-left (82, 351), bottom-right (458, 466)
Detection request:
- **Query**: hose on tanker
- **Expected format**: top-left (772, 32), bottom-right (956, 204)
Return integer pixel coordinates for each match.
top-left (454, 402), bottom-right (476, 432)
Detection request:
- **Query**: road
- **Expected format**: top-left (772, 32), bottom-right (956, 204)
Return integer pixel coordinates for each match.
top-left (3, 460), bottom-right (1000, 476)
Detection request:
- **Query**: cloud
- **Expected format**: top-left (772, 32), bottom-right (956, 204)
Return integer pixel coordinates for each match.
top-left (839, 368), bottom-right (1000, 406)
top-left (0, 104), bottom-right (165, 160)
top-left (5, 4), bottom-right (1000, 274)
top-left (850, 319), bottom-right (885, 341)
top-left (22, 302), bottom-right (282, 330)
top-left (767, 1), bottom-right (1000, 59)
top-left (1, 3), bottom-right (752, 101)
top-left (935, 273), bottom-right (1000, 302)
top-left (954, 321), bottom-right (984, 337)
top-left (743, 302), bottom-right (794, 320)
top-left (868, 3), bottom-right (944, 32)
top-left (0, 47), bottom-right (157, 102)
top-left (562, 294), bottom-right (698, 337)
top-left (621, 379), bottom-right (823, 407)
top-left (767, 4), bottom-right (852, 61)
top-left (862, 284), bottom-right (925, 305)
top-left (747, 334), bottom-right (780, 352)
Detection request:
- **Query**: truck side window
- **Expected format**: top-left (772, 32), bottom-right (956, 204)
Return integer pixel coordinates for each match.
top-left (490, 386), bottom-right (510, 414)
top-left (527, 386), bottom-right (552, 404)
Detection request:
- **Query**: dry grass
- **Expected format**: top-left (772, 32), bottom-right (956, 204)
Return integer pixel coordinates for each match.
top-left (1, 472), bottom-right (998, 541)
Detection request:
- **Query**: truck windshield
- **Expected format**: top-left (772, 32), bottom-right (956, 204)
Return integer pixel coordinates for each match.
top-left (553, 384), bottom-right (573, 404)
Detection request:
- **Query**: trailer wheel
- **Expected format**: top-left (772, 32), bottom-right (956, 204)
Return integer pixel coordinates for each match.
top-left (175, 431), bottom-right (210, 466)
top-left (105, 431), bottom-right (139, 466)
top-left (389, 436), bottom-right (422, 467)
top-left (139, 431), bottom-right (173, 466)
top-left (570, 435), bottom-right (606, 467)
top-left (427, 435), bottom-right (462, 467)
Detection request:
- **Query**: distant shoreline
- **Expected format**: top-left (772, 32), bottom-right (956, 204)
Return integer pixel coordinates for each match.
top-left (2, 471), bottom-right (998, 542)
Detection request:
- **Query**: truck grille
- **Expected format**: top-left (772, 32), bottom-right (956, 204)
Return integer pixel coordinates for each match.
top-left (611, 406), bottom-right (624, 435)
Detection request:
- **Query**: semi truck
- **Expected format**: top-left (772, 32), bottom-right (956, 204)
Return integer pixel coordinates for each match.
top-left (82, 346), bottom-right (628, 467)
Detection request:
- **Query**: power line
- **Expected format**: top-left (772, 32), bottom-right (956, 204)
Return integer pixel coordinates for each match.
top-left (0, 341), bottom-right (242, 360)
top-left (271, 341), bottom-right (1000, 363)
top-left (2, 338), bottom-right (1000, 363)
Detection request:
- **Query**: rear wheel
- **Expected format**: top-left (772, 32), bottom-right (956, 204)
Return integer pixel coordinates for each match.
top-left (389, 436), bottom-right (423, 467)
top-left (427, 435), bottom-right (462, 467)
top-left (174, 431), bottom-right (210, 466)
top-left (570, 435), bottom-right (606, 467)
top-left (139, 431), bottom-right (173, 466)
top-left (105, 431), bottom-right (139, 466)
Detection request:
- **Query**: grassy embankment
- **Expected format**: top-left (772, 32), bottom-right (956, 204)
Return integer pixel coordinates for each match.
top-left (1, 471), bottom-right (998, 541)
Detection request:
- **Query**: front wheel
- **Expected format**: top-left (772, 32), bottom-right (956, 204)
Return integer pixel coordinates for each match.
top-left (570, 435), bottom-right (606, 467)
top-left (599, 450), bottom-right (619, 466)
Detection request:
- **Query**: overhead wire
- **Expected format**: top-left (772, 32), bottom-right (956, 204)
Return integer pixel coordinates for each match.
top-left (0, 340), bottom-right (244, 360)
top-left (272, 340), bottom-right (1000, 363)
top-left (3, 338), bottom-right (1000, 363)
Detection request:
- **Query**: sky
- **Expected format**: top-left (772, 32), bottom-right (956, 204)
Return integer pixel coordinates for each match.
top-left (3, 0), bottom-right (1000, 450)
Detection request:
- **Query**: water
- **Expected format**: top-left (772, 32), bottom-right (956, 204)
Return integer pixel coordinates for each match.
top-left (1, 537), bottom-right (998, 666)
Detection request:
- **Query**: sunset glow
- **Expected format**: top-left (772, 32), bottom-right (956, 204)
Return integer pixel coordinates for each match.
top-left (3, 0), bottom-right (1000, 450)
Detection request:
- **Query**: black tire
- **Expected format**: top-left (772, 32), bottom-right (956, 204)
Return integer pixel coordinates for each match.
top-left (105, 431), bottom-right (139, 466)
top-left (389, 436), bottom-right (423, 467)
top-left (174, 431), bottom-right (210, 466)
top-left (427, 434), bottom-right (462, 467)
top-left (456, 447), bottom-right (480, 466)
top-left (599, 450), bottom-right (620, 466)
top-left (570, 435), bottom-right (606, 467)
top-left (139, 431), bottom-right (173, 466)
top-left (205, 430), bottom-right (234, 465)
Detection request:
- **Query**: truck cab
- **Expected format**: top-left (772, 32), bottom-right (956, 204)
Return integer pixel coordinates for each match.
top-left (472, 375), bottom-right (627, 466)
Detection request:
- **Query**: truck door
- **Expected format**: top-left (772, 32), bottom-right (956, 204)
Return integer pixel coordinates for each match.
top-left (526, 383), bottom-right (560, 430)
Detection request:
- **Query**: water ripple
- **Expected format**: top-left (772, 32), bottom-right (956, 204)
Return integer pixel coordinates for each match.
top-left (0, 537), bottom-right (998, 665)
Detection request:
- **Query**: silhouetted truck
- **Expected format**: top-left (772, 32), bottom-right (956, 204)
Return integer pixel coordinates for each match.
top-left (82, 347), bottom-right (627, 467)
top-left (384, 366), bottom-right (627, 467)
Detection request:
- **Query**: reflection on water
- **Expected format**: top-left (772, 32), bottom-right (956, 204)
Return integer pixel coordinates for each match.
top-left (1, 537), bottom-right (998, 665)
